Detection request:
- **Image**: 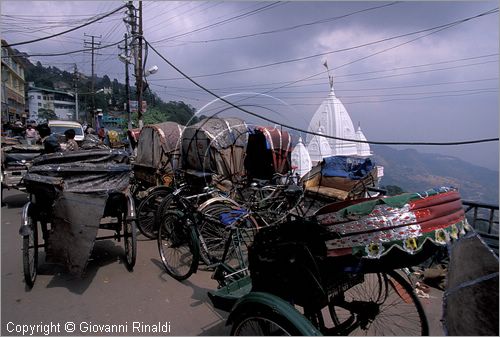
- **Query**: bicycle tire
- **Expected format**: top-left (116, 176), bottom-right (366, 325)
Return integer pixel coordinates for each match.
top-left (329, 270), bottom-right (429, 336)
top-left (136, 188), bottom-right (171, 239)
top-left (157, 209), bottom-right (199, 281)
top-left (197, 200), bottom-right (257, 267)
top-left (23, 216), bottom-right (38, 289)
top-left (123, 215), bottom-right (137, 271)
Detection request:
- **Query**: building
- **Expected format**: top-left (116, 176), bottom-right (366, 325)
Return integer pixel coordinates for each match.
top-left (27, 84), bottom-right (76, 122)
top-left (1, 40), bottom-right (26, 123)
top-left (295, 66), bottom-right (383, 183)
top-left (305, 71), bottom-right (373, 159)
top-left (291, 137), bottom-right (312, 178)
top-left (355, 123), bottom-right (373, 157)
top-left (306, 80), bottom-right (367, 157)
top-left (306, 127), bottom-right (333, 164)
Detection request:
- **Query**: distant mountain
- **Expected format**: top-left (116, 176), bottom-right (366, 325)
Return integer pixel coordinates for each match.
top-left (372, 145), bottom-right (499, 204)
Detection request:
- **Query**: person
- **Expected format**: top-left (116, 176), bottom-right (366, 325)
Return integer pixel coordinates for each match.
top-left (25, 125), bottom-right (37, 146)
top-left (97, 127), bottom-right (110, 146)
top-left (36, 123), bottom-right (61, 154)
top-left (64, 129), bottom-right (79, 151)
top-left (85, 125), bottom-right (95, 135)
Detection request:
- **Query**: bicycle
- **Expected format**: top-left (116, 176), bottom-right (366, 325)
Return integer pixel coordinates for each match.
top-left (157, 184), bottom-right (257, 281)
top-left (232, 171), bottom-right (306, 227)
top-left (209, 218), bottom-right (429, 336)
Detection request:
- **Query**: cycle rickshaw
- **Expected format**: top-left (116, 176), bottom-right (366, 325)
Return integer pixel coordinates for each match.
top-left (19, 149), bottom-right (137, 288)
top-left (206, 187), bottom-right (468, 335)
top-left (131, 122), bottom-right (186, 239)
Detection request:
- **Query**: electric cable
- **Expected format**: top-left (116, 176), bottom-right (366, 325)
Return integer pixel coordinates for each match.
top-left (146, 39), bottom-right (498, 146)
top-left (3, 4), bottom-right (127, 47)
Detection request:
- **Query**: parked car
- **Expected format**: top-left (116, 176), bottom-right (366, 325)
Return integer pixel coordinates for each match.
top-left (1, 144), bottom-right (43, 202)
top-left (48, 120), bottom-right (85, 142)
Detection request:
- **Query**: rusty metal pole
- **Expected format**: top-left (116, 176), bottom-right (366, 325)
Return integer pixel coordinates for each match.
top-left (136, 1), bottom-right (144, 129)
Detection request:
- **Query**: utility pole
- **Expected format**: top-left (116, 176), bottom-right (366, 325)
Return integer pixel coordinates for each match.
top-left (84, 33), bottom-right (101, 127)
top-left (119, 33), bottom-right (132, 130)
top-left (73, 64), bottom-right (79, 121)
top-left (135, 1), bottom-right (144, 129)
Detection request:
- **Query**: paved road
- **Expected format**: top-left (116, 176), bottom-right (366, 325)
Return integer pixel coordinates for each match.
top-left (1, 189), bottom-right (229, 336)
top-left (1, 189), bottom-right (444, 336)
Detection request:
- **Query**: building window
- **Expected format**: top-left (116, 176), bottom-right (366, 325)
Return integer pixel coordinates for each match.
top-left (37, 95), bottom-right (41, 100)
top-left (38, 103), bottom-right (42, 107)
top-left (43, 96), bottom-right (47, 100)
top-left (30, 95), bottom-right (34, 100)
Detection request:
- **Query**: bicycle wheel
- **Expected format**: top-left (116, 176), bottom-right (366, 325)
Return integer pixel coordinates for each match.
top-left (330, 271), bottom-right (429, 335)
top-left (157, 210), bottom-right (199, 281)
top-left (252, 185), bottom-right (302, 226)
top-left (137, 188), bottom-right (171, 239)
top-left (123, 215), bottom-right (137, 271)
top-left (198, 200), bottom-right (257, 267)
top-left (230, 305), bottom-right (302, 336)
top-left (23, 215), bottom-right (38, 289)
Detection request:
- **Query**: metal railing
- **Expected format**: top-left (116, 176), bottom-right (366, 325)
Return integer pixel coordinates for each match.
top-left (462, 200), bottom-right (499, 254)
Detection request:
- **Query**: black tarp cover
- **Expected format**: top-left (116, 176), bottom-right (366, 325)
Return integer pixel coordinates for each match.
top-left (23, 149), bottom-right (131, 275)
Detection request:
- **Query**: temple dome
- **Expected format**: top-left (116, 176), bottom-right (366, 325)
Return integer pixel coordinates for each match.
top-left (307, 127), bottom-right (332, 163)
top-left (306, 87), bottom-right (358, 156)
top-left (355, 123), bottom-right (372, 157)
top-left (291, 137), bottom-right (312, 178)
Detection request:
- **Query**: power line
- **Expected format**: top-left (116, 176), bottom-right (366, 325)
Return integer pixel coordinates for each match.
top-left (2, 12), bottom-right (121, 18)
top-left (145, 2), bottom-right (219, 33)
top-left (241, 7), bottom-right (498, 105)
top-left (152, 8), bottom-right (498, 80)
top-left (150, 53), bottom-right (498, 82)
top-left (150, 2), bottom-right (285, 44)
top-left (146, 40), bottom-right (498, 146)
top-left (3, 4), bottom-right (126, 47)
top-left (169, 2), bottom-right (401, 45)
top-left (258, 88), bottom-right (499, 99)
top-left (152, 77), bottom-right (499, 94)
top-left (2, 38), bottom-right (125, 58)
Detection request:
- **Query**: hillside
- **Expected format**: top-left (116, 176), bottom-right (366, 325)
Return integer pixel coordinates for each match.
top-left (372, 145), bottom-right (499, 204)
top-left (15, 51), bottom-right (198, 126)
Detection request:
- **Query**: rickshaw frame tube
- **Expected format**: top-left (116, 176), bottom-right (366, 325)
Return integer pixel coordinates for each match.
top-left (227, 291), bottom-right (322, 336)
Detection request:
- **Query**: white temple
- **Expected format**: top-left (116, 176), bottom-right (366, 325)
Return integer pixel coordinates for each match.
top-left (290, 62), bottom-right (383, 181)
top-left (304, 64), bottom-right (372, 162)
top-left (291, 137), bottom-right (312, 178)
top-left (305, 71), bottom-right (372, 159)
top-left (355, 123), bottom-right (372, 157)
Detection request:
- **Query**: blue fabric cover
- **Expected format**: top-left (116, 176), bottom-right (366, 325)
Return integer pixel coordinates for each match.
top-left (321, 156), bottom-right (374, 180)
top-left (219, 209), bottom-right (249, 227)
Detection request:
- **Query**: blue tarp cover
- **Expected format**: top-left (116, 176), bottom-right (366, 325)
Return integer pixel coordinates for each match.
top-left (321, 156), bottom-right (374, 180)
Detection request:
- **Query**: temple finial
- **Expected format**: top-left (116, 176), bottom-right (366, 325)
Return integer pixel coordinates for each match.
top-left (323, 59), bottom-right (334, 92)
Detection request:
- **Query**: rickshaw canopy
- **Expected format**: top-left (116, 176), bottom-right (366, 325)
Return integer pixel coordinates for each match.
top-left (181, 117), bottom-right (248, 181)
top-left (135, 122), bottom-right (184, 173)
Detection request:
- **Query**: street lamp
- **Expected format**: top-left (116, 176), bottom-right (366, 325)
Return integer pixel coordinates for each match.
top-left (118, 53), bottom-right (132, 64)
top-left (144, 65), bottom-right (158, 77)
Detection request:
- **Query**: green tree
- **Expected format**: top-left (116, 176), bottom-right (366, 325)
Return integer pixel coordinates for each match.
top-left (37, 78), bottom-right (54, 89)
top-left (38, 108), bottom-right (57, 121)
top-left (101, 75), bottom-right (112, 88)
top-left (142, 107), bottom-right (168, 125)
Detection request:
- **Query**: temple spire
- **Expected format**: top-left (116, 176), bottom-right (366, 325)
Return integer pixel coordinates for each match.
top-left (323, 59), bottom-right (334, 93)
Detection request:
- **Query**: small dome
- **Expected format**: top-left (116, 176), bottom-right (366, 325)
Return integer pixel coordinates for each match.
top-left (355, 124), bottom-right (372, 157)
top-left (291, 137), bottom-right (312, 178)
top-left (307, 128), bottom-right (332, 163)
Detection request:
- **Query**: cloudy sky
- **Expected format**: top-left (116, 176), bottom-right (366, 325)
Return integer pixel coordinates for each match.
top-left (2, 1), bottom-right (498, 170)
